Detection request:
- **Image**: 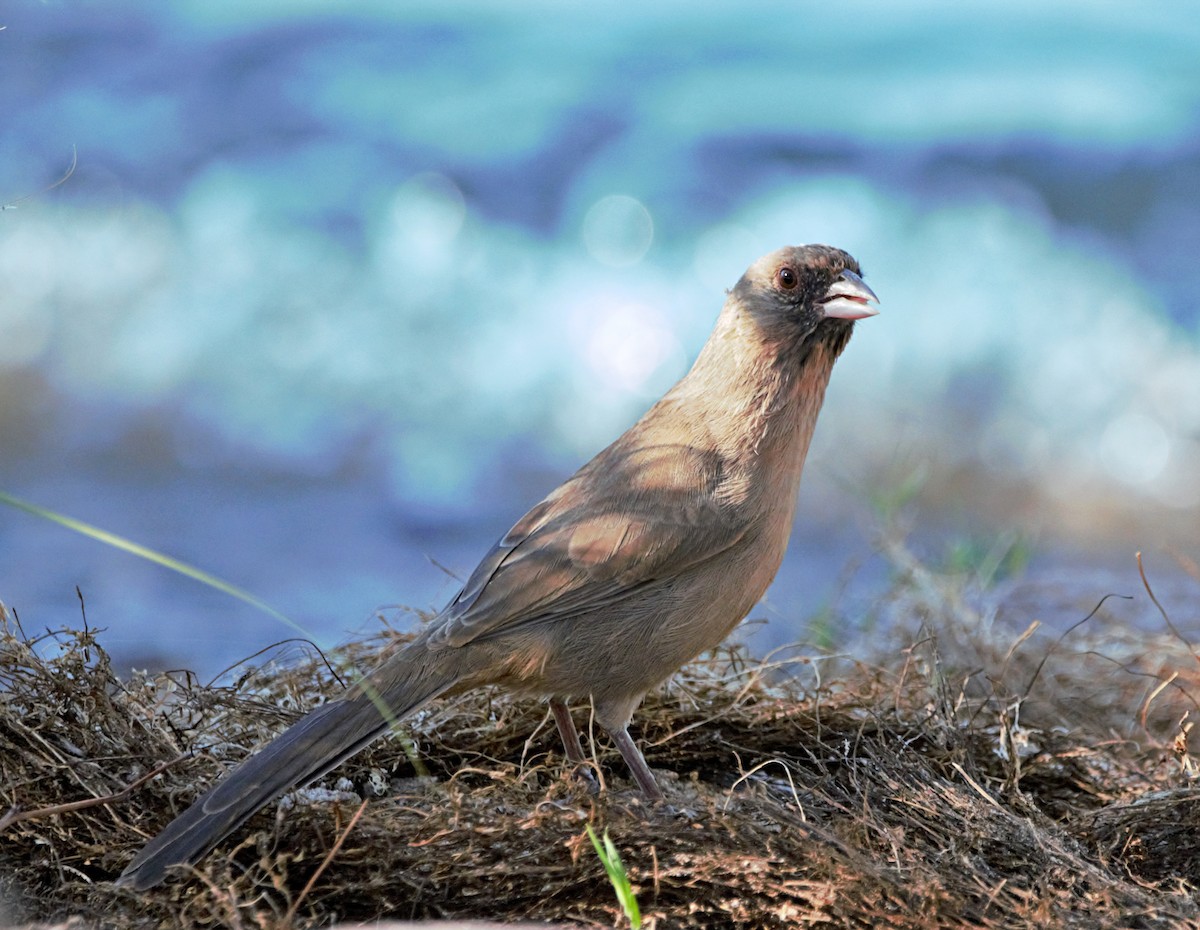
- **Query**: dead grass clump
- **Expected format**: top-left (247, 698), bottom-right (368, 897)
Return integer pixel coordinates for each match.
top-left (3, 564), bottom-right (1200, 929)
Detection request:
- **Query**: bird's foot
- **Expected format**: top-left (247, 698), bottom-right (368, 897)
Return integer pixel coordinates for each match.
top-left (568, 763), bottom-right (601, 796)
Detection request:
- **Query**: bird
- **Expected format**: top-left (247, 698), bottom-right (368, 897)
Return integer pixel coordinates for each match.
top-left (118, 243), bottom-right (879, 890)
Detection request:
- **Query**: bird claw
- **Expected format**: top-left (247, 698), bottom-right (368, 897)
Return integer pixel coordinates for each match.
top-left (568, 763), bottom-right (601, 796)
top-left (662, 802), bottom-right (699, 819)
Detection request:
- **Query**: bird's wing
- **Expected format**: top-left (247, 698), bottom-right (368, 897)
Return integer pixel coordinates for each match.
top-left (430, 438), bottom-right (749, 647)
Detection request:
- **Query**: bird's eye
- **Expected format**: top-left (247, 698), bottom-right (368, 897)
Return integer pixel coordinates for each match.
top-left (776, 267), bottom-right (798, 289)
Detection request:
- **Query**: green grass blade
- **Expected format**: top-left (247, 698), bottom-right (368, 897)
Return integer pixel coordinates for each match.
top-left (0, 488), bottom-right (430, 773)
top-left (585, 825), bottom-right (641, 929)
top-left (0, 489), bottom-right (304, 636)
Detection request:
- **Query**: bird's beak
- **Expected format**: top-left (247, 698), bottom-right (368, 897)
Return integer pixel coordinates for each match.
top-left (819, 269), bottom-right (880, 320)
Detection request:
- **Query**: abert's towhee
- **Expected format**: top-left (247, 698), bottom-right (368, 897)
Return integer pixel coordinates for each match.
top-left (120, 243), bottom-right (879, 889)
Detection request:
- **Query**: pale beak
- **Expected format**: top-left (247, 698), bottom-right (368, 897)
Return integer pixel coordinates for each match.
top-left (819, 269), bottom-right (880, 320)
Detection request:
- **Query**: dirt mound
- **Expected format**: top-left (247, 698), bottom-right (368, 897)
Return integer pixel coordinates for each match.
top-left (3, 562), bottom-right (1199, 929)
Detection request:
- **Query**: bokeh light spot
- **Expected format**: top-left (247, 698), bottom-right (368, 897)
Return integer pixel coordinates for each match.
top-left (1099, 412), bottom-right (1171, 486)
top-left (382, 172), bottom-right (467, 269)
top-left (579, 299), bottom-right (682, 397)
top-left (582, 195), bottom-right (654, 267)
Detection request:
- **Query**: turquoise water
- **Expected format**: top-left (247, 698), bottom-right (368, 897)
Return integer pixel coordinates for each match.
top-left (2, 2), bottom-right (1197, 673)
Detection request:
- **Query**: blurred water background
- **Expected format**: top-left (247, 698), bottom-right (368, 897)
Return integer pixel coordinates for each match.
top-left (1, 1), bottom-right (1198, 677)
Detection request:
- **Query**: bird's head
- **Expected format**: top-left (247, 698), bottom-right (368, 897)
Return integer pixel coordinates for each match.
top-left (729, 244), bottom-right (879, 353)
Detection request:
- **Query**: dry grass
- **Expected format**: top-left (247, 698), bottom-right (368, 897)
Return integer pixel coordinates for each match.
top-left (3, 552), bottom-right (1200, 929)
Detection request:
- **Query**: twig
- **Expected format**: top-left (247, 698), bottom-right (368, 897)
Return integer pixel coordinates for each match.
top-left (282, 797), bottom-right (369, 926)
top-left (1137, 551), bottom-right (1200, 669)
top-left (1141, 672), bottom-right (1180, 732)
top-left (1019, 592), bottom-right (1130, 702)
top-left (952, 762), bottom-right (1001, 809)
top-left (205, 637), bottom-right (345, 690)
top-left (724, 757), bottom-right (806, 818)
top-left (0, 754), bottom-right (187, 832)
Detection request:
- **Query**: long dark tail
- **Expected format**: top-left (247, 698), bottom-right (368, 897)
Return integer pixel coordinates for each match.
top-left (118, 645), bottom-right (459, 890)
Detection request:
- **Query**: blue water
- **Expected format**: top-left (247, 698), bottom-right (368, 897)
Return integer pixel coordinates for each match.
top-left (2, 2), bottom-right (1198, 675)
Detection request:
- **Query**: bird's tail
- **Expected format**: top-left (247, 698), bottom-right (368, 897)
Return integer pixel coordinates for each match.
top-left (118, 644), bottom-right (459, 890)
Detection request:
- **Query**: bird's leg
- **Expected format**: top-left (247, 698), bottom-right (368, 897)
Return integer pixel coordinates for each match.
top-left (604, 724), bottom-right (664, 802)
top-left (550, 698), bottom-right (599, 794)
top-left (549, 698), bottom-right (586, 763)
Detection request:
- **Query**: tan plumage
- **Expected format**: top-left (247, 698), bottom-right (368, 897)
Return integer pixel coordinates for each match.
top-left (118, 243), bottom-right (879, 889)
